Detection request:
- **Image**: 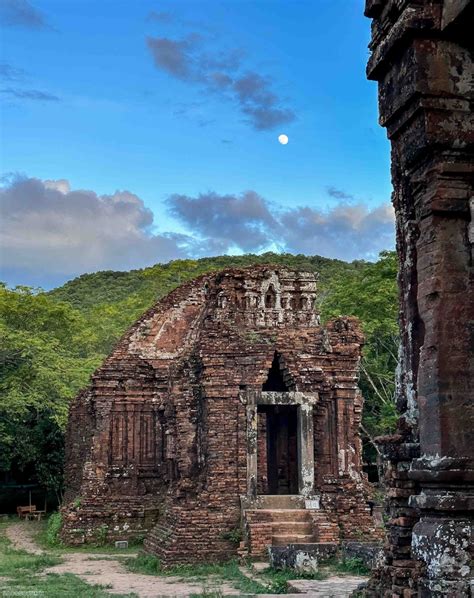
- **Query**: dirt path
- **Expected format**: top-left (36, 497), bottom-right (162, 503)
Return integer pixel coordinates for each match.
top-left (44, 554), bottom-right (238, 597)
top-left (5, 522), bottom-right (45, 555)
top-left (4, 522), bottom-right (240, 597)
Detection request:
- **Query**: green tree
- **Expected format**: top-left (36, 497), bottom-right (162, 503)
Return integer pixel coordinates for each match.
top-left (320, 250), bottom-right (399, 473)
top-left (0, 284), bottom-right (103, 500)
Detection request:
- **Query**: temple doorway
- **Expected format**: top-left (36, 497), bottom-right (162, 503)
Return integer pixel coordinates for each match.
top-left (257, 405), bottom-right (298, 495)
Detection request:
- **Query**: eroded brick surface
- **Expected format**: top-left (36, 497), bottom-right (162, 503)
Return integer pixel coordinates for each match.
top-left (364, 1), bottom-right (473, 595)
top-left (62, 266), bottom-right (381, 563)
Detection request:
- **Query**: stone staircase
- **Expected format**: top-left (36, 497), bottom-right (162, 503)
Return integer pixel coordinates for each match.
top-left (243, 495), bottom-right (337, 557)
top-left (263, 508), bottom-right (315, 546)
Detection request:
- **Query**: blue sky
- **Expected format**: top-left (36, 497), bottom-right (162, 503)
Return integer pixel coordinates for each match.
top-left (0, 0), bottom-right (394, 288)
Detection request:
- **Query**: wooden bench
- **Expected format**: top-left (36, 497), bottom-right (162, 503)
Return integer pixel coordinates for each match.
top-left (25, 510), bottom-right (46, 521)
top-left (17, 505), bottom-right (36, 519)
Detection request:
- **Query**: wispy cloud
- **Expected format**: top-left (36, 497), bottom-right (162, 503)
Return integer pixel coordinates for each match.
top-left (0, 62), bottom-right (27, 82)
top-left (1, 88), bottom-right (60, 101)
top-left (147, 10), bottom-right (174, 24)
top-left (0, 0), bottom-right (49, 30)
top-left (326, 186), bottom-right (355, 202)
top-left (146, 30), bottom-right (295, 131)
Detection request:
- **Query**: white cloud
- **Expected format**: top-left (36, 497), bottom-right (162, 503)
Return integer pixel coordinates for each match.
top-left (0, 175), bottom-right (395, 288)
top-left (0, 176), bottom-right (187, 286)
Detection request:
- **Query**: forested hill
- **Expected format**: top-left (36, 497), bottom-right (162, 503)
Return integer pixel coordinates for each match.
top-left (49, 252), bottom-right (360, 312)
top-left (1, 251), bottom-right (398, 506)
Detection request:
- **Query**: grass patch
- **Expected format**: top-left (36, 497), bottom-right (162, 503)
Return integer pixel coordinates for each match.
top-left (0, 522), bottom-right (62, 577)
top-left (0, 549), bottom-right (61, 577)
top-left (126, 555), bottom-right (279, 593)
top-left (0, 521), bottom-right (137, 597)
top-left (260, 566), bottom-right (326, 593)
top-left (0, 572), bottom-right (138, 597)
top-left (189, 588), bottom-right (226, 598)
top-left (126, 553), bottom-right (161, 575)
top-left (324, 556), bottom-right (370, 576)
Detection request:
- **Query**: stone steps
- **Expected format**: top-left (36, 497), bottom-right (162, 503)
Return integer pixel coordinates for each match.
top-left (245, 507), bottom-right (318, 543)
top-left (271, 521), bottom-right (313, 534)
top-left (272, 533), bottom-right (316, 546)
top-left (257, 509), bottom-right (309, 522)
top-left (243, 498), bottom-right (336, 555)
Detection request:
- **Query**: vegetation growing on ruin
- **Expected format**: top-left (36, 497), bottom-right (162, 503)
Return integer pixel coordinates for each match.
top-left (45, 512), bottom-right (63, 547)
top-left (0, 251), bottom-right (398, 502)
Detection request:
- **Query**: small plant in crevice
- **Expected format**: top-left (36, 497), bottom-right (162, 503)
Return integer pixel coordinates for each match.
top-left (220, 528), bottom-right (242, 545)
top-left (72, 496), bottom-right (82, 509)
top-left (94, 524), bottom-right (109, 547)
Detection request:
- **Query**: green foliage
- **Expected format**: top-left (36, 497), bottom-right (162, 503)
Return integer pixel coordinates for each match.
top-left (94, 524), bottom-right (109, 547)
top-left (321, 250), bottom-right (399, 462)
top-left (126, 553), bottom-right (161, 574)
top-left (329, 557), bottom-right (370, 576)
top-left (0, 284), bottom-right (101, 425)
top-left (45, 512), bottom-right (63, 547)
top-left (220, 527), bottom-right (242, 544)
top-left (0, 283), bottom-right (104, 501)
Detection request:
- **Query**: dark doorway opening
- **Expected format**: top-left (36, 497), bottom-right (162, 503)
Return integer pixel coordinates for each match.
top-left (262, 352), bottom-right (288, 392)
top-left (257, 405), bottom-right (298, 495)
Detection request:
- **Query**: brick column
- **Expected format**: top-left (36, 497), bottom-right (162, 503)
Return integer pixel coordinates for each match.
top-left (365, 1), bottom-right (473, 596)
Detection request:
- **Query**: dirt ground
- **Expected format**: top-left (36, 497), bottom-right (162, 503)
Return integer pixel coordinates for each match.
top-left (4, 522), bottom-right (367, 597)
top-left (5, 522), bottom-right (237, 597)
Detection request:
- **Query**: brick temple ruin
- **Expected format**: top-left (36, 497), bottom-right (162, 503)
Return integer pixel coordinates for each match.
top-left (364, 0), bottom-right (473, 596)
top-left (62, 266), bottom-right (382, 562)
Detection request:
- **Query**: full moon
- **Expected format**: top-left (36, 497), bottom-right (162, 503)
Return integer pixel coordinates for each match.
top-left (278, 134), bottom-right (289, 145)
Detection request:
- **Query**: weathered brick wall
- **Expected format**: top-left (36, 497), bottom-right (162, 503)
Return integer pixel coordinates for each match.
top-left (63, 266), bottom-right (380, 562)
top-left (364, 1), bottom-right (473, 595)
top-left (244, 510), bottom-right (274, 557)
